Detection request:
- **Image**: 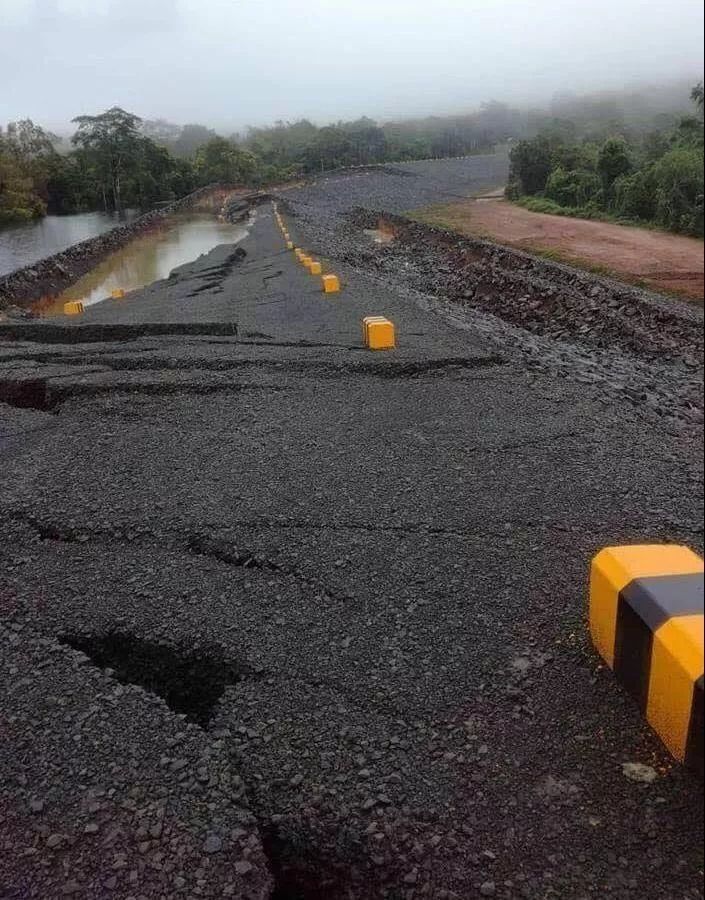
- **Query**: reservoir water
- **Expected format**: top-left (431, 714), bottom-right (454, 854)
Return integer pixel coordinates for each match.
top-left (0, 210), bottom-right (140, 277)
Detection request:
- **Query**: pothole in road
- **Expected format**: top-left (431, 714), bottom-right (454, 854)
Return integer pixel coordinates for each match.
top-left (0, 378), bottom-right (57, 412)
top-left (59, 632), bottom-right (240, 727)
top-left (261, 825), bottom-right (352, 900)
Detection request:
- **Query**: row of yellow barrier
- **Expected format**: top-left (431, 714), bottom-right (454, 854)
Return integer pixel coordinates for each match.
top-left (273, 202), bottom-right (341, 295)
top-left (272, 201), bottom-right (395, 349)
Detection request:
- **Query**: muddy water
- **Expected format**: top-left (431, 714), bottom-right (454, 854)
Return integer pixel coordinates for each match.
top-left (38, 214), bottom-right (248, 316)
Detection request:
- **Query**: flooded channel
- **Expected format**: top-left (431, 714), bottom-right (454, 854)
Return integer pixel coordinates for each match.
top-left (36, 214), bottom-right (248, 317)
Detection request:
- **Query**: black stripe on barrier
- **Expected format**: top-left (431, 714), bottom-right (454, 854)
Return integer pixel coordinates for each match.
top-left (685, 675), bottom-right (704, 778)
top-left (614, 573), bottom-right (703, 712)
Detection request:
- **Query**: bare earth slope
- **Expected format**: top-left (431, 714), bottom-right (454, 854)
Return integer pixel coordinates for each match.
top-left (414, 197), bottom-right (705, 301)
top-left (1, 156), bottom-right (703, 899)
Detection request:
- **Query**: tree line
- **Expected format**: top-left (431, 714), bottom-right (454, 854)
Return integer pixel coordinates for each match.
top-left (1, 83), bottom-right (702, 233)
top-left (0, 110), bottom-right (224, 225)
top-left (0, 102), bottom-right (519, 226)
top-left (507, 83), bottom-right (704, 236)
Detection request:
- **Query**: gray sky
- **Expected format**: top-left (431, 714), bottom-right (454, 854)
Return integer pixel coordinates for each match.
top-left (1, 0), bottom-right (703, 133)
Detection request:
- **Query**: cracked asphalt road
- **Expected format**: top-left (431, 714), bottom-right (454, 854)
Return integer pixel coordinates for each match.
top-left (1, 158), bottom-right (703, 900)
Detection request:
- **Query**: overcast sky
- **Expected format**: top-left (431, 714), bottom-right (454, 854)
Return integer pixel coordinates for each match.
top-left (1, 0), bottom-right (703, 134)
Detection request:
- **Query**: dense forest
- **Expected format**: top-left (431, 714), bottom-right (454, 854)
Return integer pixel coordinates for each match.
top-left (507, 83), bottom-right (704, 236)
top-left (0, 101), bottom-right (517, 226)
top-left (1, 81), bottom-right (703, 236)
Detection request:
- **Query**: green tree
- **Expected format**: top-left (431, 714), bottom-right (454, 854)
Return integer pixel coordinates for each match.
top-left (244, 119), bottom-right (318, 171)
top-left (4, 119), bottom-right (58, 162)
top-left (641, 130), bottom-right (671, 164)
top-left (597, 137), bottom-right (631, 194)
top-left (341, 117), bottom-right (387, 165)
top-left (71, 107), bottom-right (143, 213)
top-left (302, 126), bottom-right (354, 172)
top-left (507, 136), bottom-right (556, 196)
top-left (141, 118), bottom-right (183, 147)
top-left (0, 120), bottom-right (58, 223)
top-left (653, 148), bottom-right (704, 235)
top-left (172, 124), bottom-right (218, 158)
top-left (45, 150), bottom-right (101, 214)
top-left (612, 168), bottom-right (658, 220)
top-left (132, 137), bottom-right (175, 207)
top-left (0, 139), bottom-right (40, 224)
top-left (545, 167), bottom-right (601, 207)
top-left (194, 137), bottom-right (257, 184)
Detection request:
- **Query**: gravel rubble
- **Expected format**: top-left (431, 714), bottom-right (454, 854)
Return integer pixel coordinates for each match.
top-left (1, 155), bottom-right (703, 899)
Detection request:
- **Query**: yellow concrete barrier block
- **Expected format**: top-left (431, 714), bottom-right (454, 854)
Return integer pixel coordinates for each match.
top-left (309, 261), bottom-right (322, 275)
top-left (362, 315), bottom-right (388, 343)
top-left (364, 317), bottom-right (396, 350)
top-left (301, 256), bottom-right (313, 268)
top-left (322, 274), bottom-right (340, 294)
top-left (111, 288), bottom-right (125, 299)
top-left (589, 545), bottom-right (703, 773)
top-left (295, 249), bottom-right (305, 261)
top-left (63, 300), bottom-right (84, 316)
top-left (286, 241), bottom-right (294, 250)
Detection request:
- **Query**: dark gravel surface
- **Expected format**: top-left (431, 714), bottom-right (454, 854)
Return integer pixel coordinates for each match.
top-left (1, 156), bottom-right (703, 900)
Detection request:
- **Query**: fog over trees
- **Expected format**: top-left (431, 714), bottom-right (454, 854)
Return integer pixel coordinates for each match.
top-left (2, 80), bottom-right (703, 234)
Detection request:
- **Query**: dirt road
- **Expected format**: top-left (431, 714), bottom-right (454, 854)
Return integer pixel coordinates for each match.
top-left (414, 198), bottom-right (704, 301)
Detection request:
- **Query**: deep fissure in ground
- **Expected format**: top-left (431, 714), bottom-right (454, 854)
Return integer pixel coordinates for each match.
top-left (60, 632), bottom-right (240, 726)
top-left (260, 822), bottom-right (370, 900)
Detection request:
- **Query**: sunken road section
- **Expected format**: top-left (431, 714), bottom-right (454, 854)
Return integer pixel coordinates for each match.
top-left (1, 155), bottom-right (703, 899)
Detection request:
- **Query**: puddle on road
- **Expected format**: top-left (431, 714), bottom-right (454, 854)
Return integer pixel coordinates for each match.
top-left (363, 219), bottom-right (396, 245)
top-left (36, 213), bottom-right (248, 317)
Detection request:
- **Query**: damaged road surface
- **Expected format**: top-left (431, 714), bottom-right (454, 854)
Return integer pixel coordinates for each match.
top-left (1, 157), bottom-right (703, 900)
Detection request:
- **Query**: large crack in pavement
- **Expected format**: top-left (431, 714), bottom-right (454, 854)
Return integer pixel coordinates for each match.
top-left (8, 511), bottom-right (352, 605)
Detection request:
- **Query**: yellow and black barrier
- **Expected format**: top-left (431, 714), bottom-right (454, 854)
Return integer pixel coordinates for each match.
top-left (589, 545), bottom-right (703, 775)
top-left (63, 300), bottom-right (84, 316)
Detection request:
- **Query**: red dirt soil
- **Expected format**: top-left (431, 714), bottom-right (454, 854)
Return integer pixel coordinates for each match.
top-left (419, 199), bottom-right (704, 302)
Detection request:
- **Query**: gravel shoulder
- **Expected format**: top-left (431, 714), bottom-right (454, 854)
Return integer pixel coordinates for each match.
top-left (1, 156), bottom-right (703, 899)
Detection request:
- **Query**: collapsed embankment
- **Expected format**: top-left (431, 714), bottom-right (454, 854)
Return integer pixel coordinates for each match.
top-left (0, 184), bottom-right (260, 313)
top-left (346, 209), bottom-right (705, 367)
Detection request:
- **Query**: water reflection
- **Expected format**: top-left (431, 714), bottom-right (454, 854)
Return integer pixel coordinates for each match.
top-left (0, 209), bottom-right (140, 276)
top-left (38, 214), bottom-right (247, 317)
